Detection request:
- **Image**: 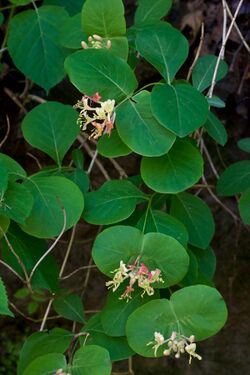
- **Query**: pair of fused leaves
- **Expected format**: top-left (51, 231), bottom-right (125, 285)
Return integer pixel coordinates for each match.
top-left (7, 0), bottom-right (129, 91)
top-left (0, 153), bottom-right (84, 238)
top-left (17, 328), bottom-right (112, 375)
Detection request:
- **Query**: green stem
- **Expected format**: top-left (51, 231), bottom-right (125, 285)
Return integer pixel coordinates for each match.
top-left (0, 6), bottom-right (15, 60)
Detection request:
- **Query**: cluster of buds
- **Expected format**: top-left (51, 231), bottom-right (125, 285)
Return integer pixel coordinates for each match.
top-left (81, 34), bottom-right (112, 50)
top-left (106, 257), bottom-right (164, 302)
top-left (55, 369), bottom-right (70, 375)
top-left (147, 331), bottom-right (202, 364)
top-left (74, 92), bottom-right (115, 139)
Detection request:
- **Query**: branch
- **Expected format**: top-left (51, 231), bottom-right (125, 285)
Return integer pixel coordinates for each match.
top-left (0, 116), bottom-right (10, 149)
top-left (187, 23), bottom-right (205, 81)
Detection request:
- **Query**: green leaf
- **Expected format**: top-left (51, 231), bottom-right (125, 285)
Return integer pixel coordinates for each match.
top-left (22, 102), bottom-right (79, 165)
top-left (151, 83), bottom-right (208, 137)
top-left (10, 0), bottom-right (32, 5)
top-left (43, 0), bottom-right (84, 16)
top-left (53, 294), bottom-right (85, 323)
top-left (85, 313), bottom-right (134, 361)
top-left (100, 288), bottom-right (159, 337)
top-left (0, 153), bottom-right (26, 181)
top-left (126, 285), bottom-right (228, 357)
top-left (60, 13), bottom-right (86, 49)
top-left (237, 138), bottom-right (250, 153)
top-left (21, 176), bottom-right (84, 238)
top-left (92, 225), bottom-right (189, 288)
top-left (0, 277), bottom-right (14, 317)
top-left (207, 96), bottom-right (226, 108)
top-left (65, 49), bottom-right (137, 101)
top-left (135, 0), bottom-right (172, 24)
top-left (239, 187), bottom-right (250, 225)
top-left (0, 165), bottom-right (8, 196)
top-left (82, 0), bottom-right (126, 37)
top-left (179, 249), bottom-right (199, 286)
top-left (204, 111), bottom-right (228, 146)
top-left (192, 246), bottom-right (216, 281)
top-left (27, 301), bottom-right (39, 315)
top-left (72, 150), bottom-right (84, 169)
top-left (170, 192), bottom-right (215, 249)
top-left (1, 223), bottom-right (59, 291)
top-left (7, 6), bottom-right (69, 92)
top-left (136, 209), bottom-right (189, 247)
top-left (0, 216), bottom-right (10, 240)
top-left (116, 90), bottom-right (176, 156)
top-left (97, 130), bottom-right (131, 158)
top-left (23, 353), bottom-right (66, 375)
top-left (64, 169), bottom-right (89, 194)
top-left (81, 0), bottom-right (128, 59)
top-left (141, 140), bottom-right (203, 193)
top-left (83, 180), bottom-right (146, 225)
top-left (17, 328), bottom-right (72, 375)
top-left (217, 161), bottom-right (250, 196)
top-left (0, 182), bottom-right (33, 224)
top-left (70, 345), bottom-right (112, 375)
top-left (192, 55), bottom-right (228, 92)
top-left (136, 23), bottom-right (188, 84)
top-left (0, 12), bottom-right (4, 26)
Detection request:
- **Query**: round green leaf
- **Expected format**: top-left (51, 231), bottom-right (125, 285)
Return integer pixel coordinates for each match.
top-left (204, 111), bottom-right (228, 146)
top-left (237, 138), bottom-right (250, 153)
top-left (92, 225), bottom-right (189, 288)
top-left (137, 209), bottom-right (189, 247)
top-left (192, 55), bottom-right (228, 92)
top-left (170, 192), bottom-right (215, 249)
top-left (0, 182), bottom-right (33, 224)
top-left (22, 102), bottom-right (79, 165)
top-left (100, 288), bottom-right (157, 337)
top-left (0, 216), bottom-right (10, 240)
top-left (21, 176), bottom-right (84, 238)
top-left (53, 294), bottom-right (85, 323)
top-left (126, 285), bottom-right (228, 357)
top-left (217, 160), bottom-right (250, 196)
top-left (239, 187), bottom-right (250, 225)
top-left (82, 0), bottom-right (126, 37)
top-left (10, 0), bottom-right (32, 5)
top-left (23, 353), bottom-right (66, 375)
top-left (116, 91), bottom-right (176, 156)
top-left (141, 140), bottom-right (203, 194)
top-left (60, 13), bottom-right (86, 49)
top-left (70, 345), bottom-right (112, 375)
top-left (191, 246), bottom-right (216, 282)
top-left (81, 0), bottom-right (128, 60)
top-left (17, 328), bottom-right (72, 375)
top-left (97, 130), bottom-right (131, 158)
top-left (2, 223), bottom-right (59, 291)
top-left (0, 165), bottom-right (8, 196)
top-left (0, 153), bottom-right (26, 181)
top-left (135, 0), bottom-right (172, 24)
top-left (0, 277), bottom-right (14, 317)
top-left (7, 6), bottom-right (69, 92)
top-left (64, 49), bottom-right (137, 101)
top-left (85, 313), bottom-right (134, 361)
top-left (151, 83), bottom-right (208, 137)
top-left (136, 23), bottom-right (188, 84)
top-left (83, 180), bottom-right (146, 225)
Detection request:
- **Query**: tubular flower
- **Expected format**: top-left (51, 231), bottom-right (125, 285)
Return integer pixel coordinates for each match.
top-left (105, 257), bottom-right (164, 302)
top-left (147, 331), bottom-right (202, 364)
top-left (74, 93), bottom-right (116, 139)
top-left (81, 34), bottom-right (112, 50)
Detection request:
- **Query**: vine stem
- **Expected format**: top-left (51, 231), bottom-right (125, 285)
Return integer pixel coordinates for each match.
top-left (187, 23), bottom-right (204, 81)
top-left (59, 224), bottom-right (77, 278)
top-left (208, 0), bottom-right (245, 97)
top-left (0, 116), bottom-right (10, 149)
top-left (0, 260), bottom-right (25, 282)
top-left (29, 205), bottom-right (67, 284)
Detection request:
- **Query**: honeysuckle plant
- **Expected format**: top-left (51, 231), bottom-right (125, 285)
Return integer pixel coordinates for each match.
top-left (0, 0), bottom-right (248, 374)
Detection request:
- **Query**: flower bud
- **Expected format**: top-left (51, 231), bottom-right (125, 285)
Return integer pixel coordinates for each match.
top-left (93, 34), bottom-right (103, 41)
top-left (106, 40), bottom-right (112, 49)
top-left (81, 41), bottom-right (88, 49)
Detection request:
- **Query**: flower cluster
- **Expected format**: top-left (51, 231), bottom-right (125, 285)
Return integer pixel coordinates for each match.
top-left (106, 257), bottom-right (164, 302)
top-left (147, 331), bottom-right (202, 364)
top-left (81, 34), bottom-right (112, 50)
top-left (74, 93), bottom-right (115, 139)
